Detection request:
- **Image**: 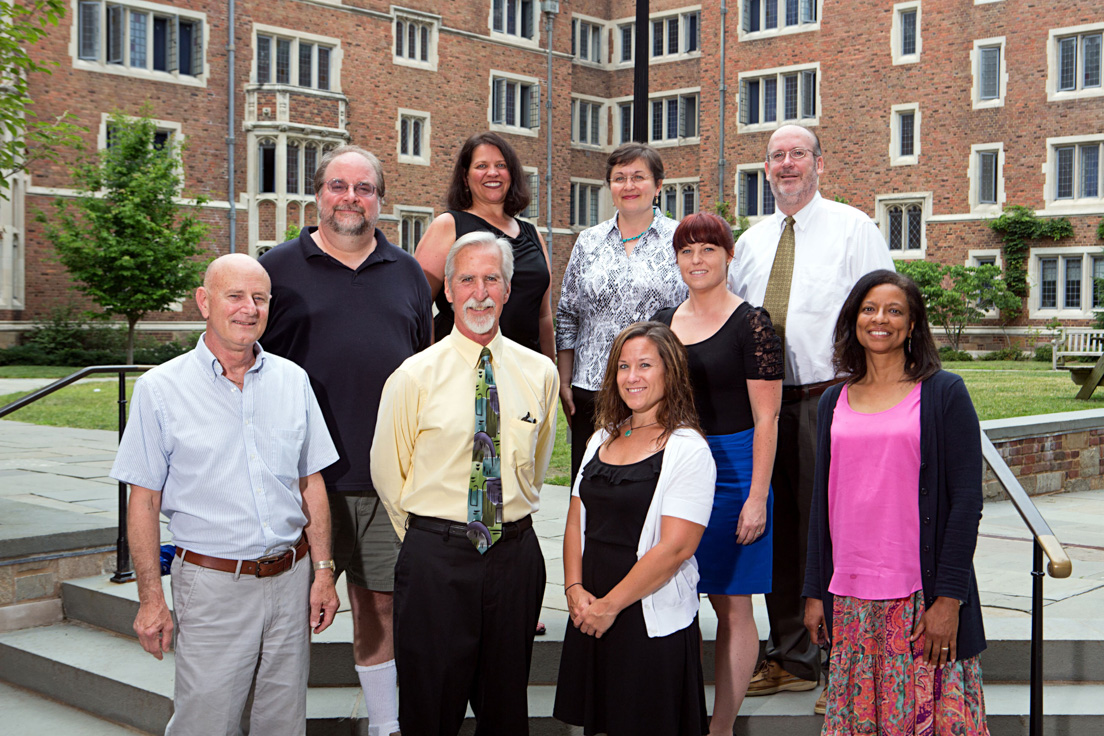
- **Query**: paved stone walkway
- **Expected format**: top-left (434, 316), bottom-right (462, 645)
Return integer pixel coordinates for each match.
top-left (2, 416), bottom-right (1104, 639)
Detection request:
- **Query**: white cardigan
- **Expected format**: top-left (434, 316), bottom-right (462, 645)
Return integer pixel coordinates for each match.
top-left (572, 427), bottom-right (716, 638)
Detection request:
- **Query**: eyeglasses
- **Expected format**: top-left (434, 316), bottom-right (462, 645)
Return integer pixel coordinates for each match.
top-left (325, 179), bottom-right (379, 198)
top-left (610, 174), bottom-right (653, 186)
top-left (766, 148), bottom-right (816, 164)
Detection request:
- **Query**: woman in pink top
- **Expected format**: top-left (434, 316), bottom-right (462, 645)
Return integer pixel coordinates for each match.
top-left (803, 270), bottom-right (990, 735)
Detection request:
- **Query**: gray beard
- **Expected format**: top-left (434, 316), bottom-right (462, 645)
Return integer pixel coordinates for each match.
top-left (323, 210), bottom-right (373, 237)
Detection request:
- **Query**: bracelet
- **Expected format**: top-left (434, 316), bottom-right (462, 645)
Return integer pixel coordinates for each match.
top-left (564, 582), bottom-right (582, 592)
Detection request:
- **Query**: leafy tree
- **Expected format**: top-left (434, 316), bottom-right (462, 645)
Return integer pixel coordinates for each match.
top-left (40, 112), bottom-right (210, 363)
top-left (896, 260), bottom-right (1021, 352)
top-left (0, 0), bottom-right (84, 198)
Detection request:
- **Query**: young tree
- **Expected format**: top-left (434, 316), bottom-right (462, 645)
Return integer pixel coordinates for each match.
top-left (1, 0), bottom-right (84, 198)
top-left (41, 112), bottom-right (210, 362)
top-left (896, 260), bottom-right (1021, 352)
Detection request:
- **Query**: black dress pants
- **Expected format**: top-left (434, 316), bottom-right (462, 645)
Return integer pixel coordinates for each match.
top-left (393, 520), bottom-right (546, 735)
top-left (568, 386), bottom-right (598, 486)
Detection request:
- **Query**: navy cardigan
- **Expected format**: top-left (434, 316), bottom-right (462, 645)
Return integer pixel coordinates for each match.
top-left (802, 370), bottom-right (987, 660)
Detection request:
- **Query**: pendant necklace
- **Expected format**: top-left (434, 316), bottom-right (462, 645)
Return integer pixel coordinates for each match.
top-left (624, 420), bottom-right (659, 437)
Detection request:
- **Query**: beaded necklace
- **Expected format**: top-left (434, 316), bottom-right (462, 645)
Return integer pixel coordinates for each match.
top-left (620, 208), bottom-right (657, 244)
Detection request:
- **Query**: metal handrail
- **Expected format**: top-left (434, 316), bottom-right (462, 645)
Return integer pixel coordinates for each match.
top-left (981, 431), bottom-right (1072, 736)
top-left (0, 365), bottom-right (154, 583)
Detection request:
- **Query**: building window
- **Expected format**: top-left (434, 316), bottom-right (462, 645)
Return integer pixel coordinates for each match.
top-left (890, 103), bottom-right (920, 166)
top-left (972, 37), bottom-right (1006, 108)
top-left (285, 140), bottom-right (321, 195)
top-left (738, 168), bottom-right (776, 217)
top-left (650, 93), bottom-right (698, 142)
top-left (258, 139), bottom-right (277, 194)
top-left (1031, 251), bottom-right (1104, 316)
top-left (394, 14), bottom-right (437, 70)
top-left (978, 150), bottom-right (998, 204)
top-left (742, 0), bottom-right (817, 36)
top-left (968, 143), bottom-right (1004, 212)
top-left (661, 182), bottom-right (698, 219)
top-left (887, 203), bottom-right (923, 251)
top-left (523, 170), bottom-right (540, 220)
top-left (399, 211), bottom-right (431, 254)
top-left (570, 182), bottom-right (603, 228)
top-left (739, 66), bottom-right (818, 129)
top-left (1048, 25), bottom-right (1104, 101)
top-left (75, 0), bottom-right (205, 81)
top-left (256, 31), bottom-right (334, 89)
top-left (1047, 137), bottom-right (1103, 207)
top-left (490, 74), bottom-right (540, 133)
top-left (618, 23), bottom-right (633, 63)
top-left (892, 2), bottom-right (920, 64)
top-left (398, 111), bottom-right (430, 165)
top-left (572, 99), bottom-right (602, 146)
top-left (573, 19), bottom-right (603, 63)
top-left (619, 102), bottom-right (634, 143)
top-left (651, 10), bottom-right (700, 59)
top-left (492, 0), bottom-right (536, 42)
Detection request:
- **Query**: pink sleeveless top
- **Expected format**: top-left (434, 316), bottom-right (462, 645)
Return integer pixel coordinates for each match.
top-left (827, 382), bottom-right (923, 600)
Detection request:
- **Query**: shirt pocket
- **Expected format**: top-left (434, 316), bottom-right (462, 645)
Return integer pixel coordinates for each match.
top-left (260, 428), bottom-right (305, 487)
top-left (509, 416), bottom-right (541, 473)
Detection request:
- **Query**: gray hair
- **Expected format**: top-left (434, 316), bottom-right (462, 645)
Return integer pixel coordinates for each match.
top-left (313, 145), bottom-right (386, 199)
top-left (444, 231), bottom-right (514, 285)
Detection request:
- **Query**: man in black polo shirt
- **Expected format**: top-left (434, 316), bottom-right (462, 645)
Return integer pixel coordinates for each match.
top-left (261, 145), bottom-right (431, 736)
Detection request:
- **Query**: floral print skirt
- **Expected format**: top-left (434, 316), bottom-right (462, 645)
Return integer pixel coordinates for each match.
top-left (823, 591), bottom-right (990, 736)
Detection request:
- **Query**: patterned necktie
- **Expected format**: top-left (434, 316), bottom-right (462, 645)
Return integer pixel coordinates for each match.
top-left (761, 216), bottom-right (796, 348)
top-left (467, 347), bottom-right (502, 553)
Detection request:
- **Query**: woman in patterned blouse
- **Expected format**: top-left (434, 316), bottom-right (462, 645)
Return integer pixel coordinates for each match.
top-left (555, 143), bottom-right (688, 485)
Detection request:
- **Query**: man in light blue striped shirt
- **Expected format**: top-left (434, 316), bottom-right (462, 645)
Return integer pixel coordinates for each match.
top-left (111, 254), bottom-right (340, 736)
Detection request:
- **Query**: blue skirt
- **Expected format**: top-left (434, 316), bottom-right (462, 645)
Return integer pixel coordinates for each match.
top-left (695, 428), bottom-right (773, 595)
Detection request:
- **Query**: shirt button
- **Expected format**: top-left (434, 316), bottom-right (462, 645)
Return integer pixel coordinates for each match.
top-left (263, 522), bottom-right (269, 528)
top-left (920, 488), bottom-right (928, 496)
top-left (250, 454), bottom-right (256, 460)
top-left (923, 545), bottom-right (931, 552)
top-left (924, 517), bottom-right (931, 525)
top-left (255, 488), bottom-right (263, 495)
top-left (925, 569), bottom-right (932, 577)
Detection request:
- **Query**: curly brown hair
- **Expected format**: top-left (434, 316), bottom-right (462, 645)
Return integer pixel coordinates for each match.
top-left (445, 132), bottom-right (531, 216)
top-left (595, 322), bottom-right (702, 444)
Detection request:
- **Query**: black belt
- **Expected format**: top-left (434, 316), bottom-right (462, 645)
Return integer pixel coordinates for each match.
top-left (781, 378), bottom-right (845, 403)
top-left (407, 514), bottom-right (533, 541)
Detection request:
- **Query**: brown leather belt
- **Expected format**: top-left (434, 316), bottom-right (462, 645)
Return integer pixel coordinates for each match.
top-left (408, 514), bottom-right (533, 541)
top-left (175, 536), bottom-right (310, 578)
top-left (781, 378), bottom-right (845, 403)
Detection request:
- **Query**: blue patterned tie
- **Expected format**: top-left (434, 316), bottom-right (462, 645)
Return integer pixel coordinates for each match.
top-left (467, 347), bottom-right (502, 553)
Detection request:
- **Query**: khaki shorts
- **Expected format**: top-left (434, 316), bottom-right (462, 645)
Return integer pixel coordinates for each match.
top-left (329, 492), bottom-right (400, 592)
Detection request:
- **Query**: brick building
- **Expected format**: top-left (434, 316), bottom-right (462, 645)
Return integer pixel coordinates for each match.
top-left (1, 0), bottom-right (1101, 347)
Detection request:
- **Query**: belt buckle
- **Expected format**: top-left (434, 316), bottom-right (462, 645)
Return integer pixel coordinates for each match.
top-left (255, 552), bottom-right (286, 578)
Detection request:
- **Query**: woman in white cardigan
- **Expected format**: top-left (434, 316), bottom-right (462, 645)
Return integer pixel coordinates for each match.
top-left (554, 321), bottom-right (717, 736)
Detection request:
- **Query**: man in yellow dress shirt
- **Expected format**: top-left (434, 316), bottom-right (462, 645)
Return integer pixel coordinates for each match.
top-left (371, 231), bottom-right (558, 735)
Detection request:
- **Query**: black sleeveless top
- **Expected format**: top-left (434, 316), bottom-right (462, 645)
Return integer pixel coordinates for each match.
top-left (433, 210), bottom-right (549, 354)
top-left (653, 302), bottom-right (783, 435)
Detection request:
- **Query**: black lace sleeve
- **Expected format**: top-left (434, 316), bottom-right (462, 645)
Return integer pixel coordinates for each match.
top-left (745, 306), bottom-right (784, 381)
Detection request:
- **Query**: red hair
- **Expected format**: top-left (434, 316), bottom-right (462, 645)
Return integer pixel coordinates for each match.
top-left (672, 212), bottom-right (735, 258)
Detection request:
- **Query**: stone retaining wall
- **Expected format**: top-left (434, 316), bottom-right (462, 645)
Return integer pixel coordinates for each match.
top-left (983, 410), bottom-right (1104, 500)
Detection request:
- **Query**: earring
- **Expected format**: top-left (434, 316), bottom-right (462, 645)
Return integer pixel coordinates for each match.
top-left (905, 336), bottom-right (912, 354)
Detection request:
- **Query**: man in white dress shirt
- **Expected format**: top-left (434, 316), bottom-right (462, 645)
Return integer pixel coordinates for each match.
top-left (727, 125), bottom-right (894, 704)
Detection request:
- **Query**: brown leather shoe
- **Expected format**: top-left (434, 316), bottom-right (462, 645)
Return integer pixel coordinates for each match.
top-left (746, 660), bottom-right (819, 696)
top-left (814, 686), bottom-right (827, 715)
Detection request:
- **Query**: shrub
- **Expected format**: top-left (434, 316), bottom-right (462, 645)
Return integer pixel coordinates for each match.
top-left (939, 347), bottom-right (973, 362)
top-left (1033, 344), bottom-right (1053, 363)
top-left (980, 347), bottom-right (1028, 361)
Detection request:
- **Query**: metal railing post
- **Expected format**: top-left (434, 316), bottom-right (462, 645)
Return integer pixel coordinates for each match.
top-left (1029, 539), bottom-right (1044, 736)
top-left (110, 369), bottom-right (134, 583)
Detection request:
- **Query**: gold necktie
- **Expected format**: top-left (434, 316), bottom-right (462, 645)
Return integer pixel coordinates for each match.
top-left (761, 216), bottom-right (796, 346)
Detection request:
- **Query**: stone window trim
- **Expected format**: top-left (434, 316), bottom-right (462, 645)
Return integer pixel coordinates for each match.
top-left (71, 0), bottom-right (208, 86)
top-left (1046, 23), bottom-right (1104, 103)
top-left (738, 0), bottom-right (821, 42)
top-left (615, 22), bottom-right (634, 66)
top-left (648, 88), bottom-right (701, 147)
top-left (1028, 246), bottom-right (1104, 319)
top-left (396, 109), bottom-right (431, 166)
top-left (571, 15), bottom-right (606, 66)
top-left (889, 102), bottom-right (920, 167)
top-left (394, 205), bottom-right (434, 254)
top-left (891, 1), bottom-right (921, 65)
top-left (734, 162), bottom-right (775, 222)
top-left (649, 7), bottom-right (701, 62)
top-left (569, 178), bottom-right (606, 230)
top-left (571, 96), bottom-right (606, 149)
top-left (521, 166), bottom-right (541, 222)
top-left (971, 36), bottom-right (1007, 109)
top-left (96, 113), bottom-right (185, 185)
top-left (489, 0), bottom-right (540, 48)
top-left (875, 192), bottom-right (931, 260)
top-left (737, 62), bottom-right (820, 133)
top-left (252, 24), bottom-right (342, 92)
top-left (1041, 134), bottom-right (1104, 214)
top-left (488, 70), bottom-right (541, 137)
top-left (968, 142), bottom-right (1005, 214)
top-left (393, 8), bottom-right (440, 72)
top-left (659, 178), bottom-right (700, 220)
top-left (968, 249), bottom-right (1005, 317)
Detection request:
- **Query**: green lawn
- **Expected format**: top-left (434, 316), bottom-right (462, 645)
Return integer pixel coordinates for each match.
top-left (1, 361), bottom-right (1099, 467)
top-left (0, 366), bottom-right (84, 378)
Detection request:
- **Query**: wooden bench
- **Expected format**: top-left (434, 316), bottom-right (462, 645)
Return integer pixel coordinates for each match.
top-left (1053, 328), bottom-right (1104, 398)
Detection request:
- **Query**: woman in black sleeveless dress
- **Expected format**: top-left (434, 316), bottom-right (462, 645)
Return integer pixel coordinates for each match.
top-left (414, 132), bottom-right (553, 359)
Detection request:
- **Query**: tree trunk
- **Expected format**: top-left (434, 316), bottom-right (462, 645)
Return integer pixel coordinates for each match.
top-left (126, 317), bottom-right (138, 364)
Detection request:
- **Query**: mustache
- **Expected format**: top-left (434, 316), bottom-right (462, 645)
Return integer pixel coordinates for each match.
top-left (464, 297), bottom-right (495, 310)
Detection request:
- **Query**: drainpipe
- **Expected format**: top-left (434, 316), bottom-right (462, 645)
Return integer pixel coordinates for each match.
top-left (633, 0), bottom-right (649, 143)
top-left (227, 0), bottom-right (237, 253)
top-left (542, 2), bottom-right (558, 258)
top-left (718, 0), bottom-right (727, 205)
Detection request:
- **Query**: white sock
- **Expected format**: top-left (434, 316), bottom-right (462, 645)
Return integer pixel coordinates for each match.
top-left (356, 660), bottom-right (399, 736)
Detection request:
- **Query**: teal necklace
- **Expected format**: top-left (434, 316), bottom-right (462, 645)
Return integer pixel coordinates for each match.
top-left (624, 420), bottom-right (658, 437)
top-left (620, 208), bottom-right (657, 244)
